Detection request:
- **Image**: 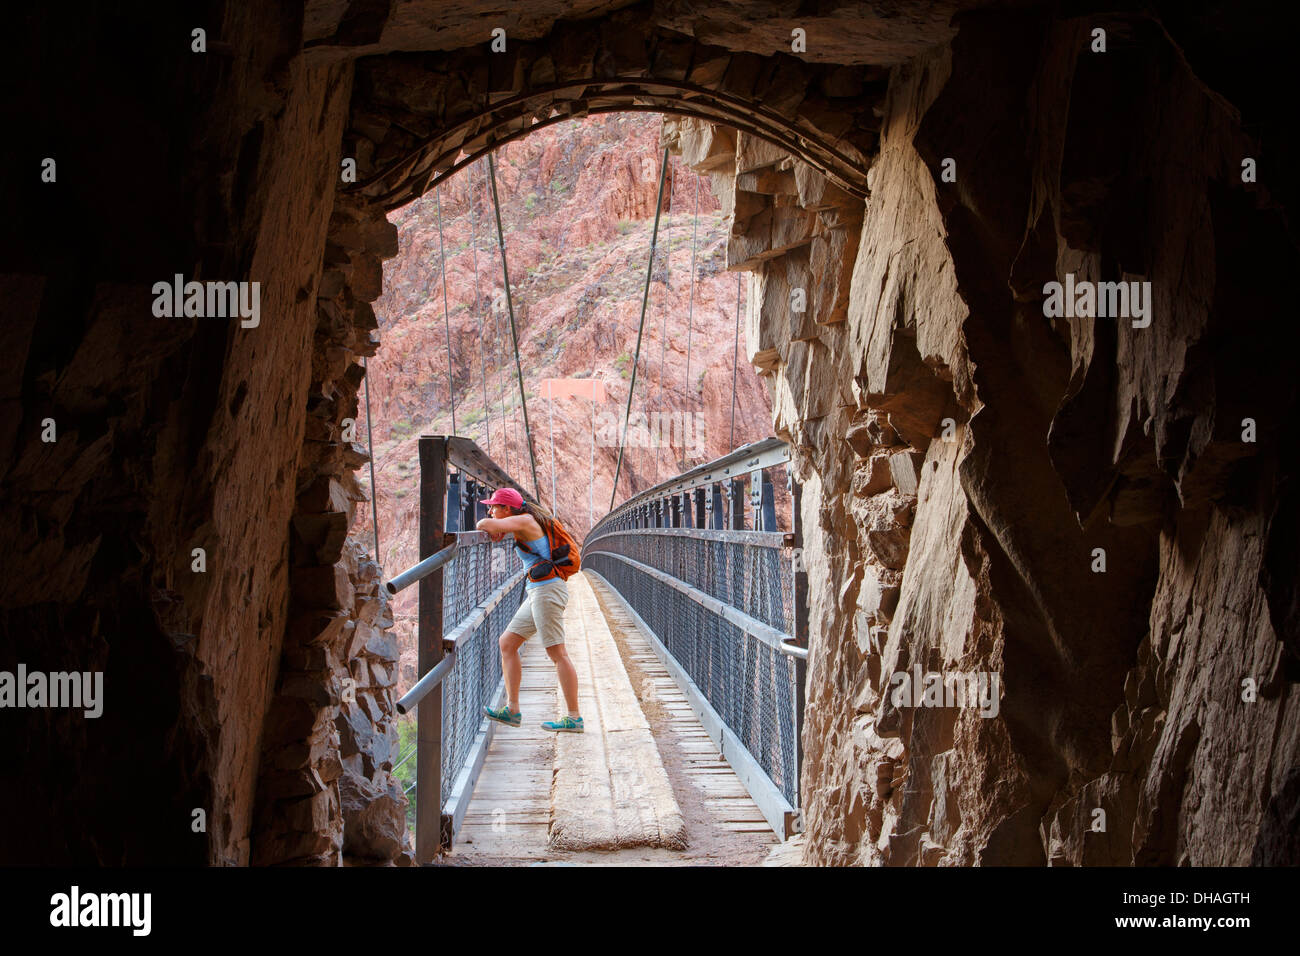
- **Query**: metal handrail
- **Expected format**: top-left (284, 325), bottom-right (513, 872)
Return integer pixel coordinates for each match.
top-left (395, 652), bottom-right (456, 715)
top-left (385, 540), bottom-right (459, 595)
top-left (779, 639), bottom-right (809, 661)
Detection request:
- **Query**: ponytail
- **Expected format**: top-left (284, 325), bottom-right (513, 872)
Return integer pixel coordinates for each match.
top-left (513, 498), bottom-right (554, 535)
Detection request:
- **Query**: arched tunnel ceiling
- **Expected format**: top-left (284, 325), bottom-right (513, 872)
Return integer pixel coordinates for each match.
top-left (303, 0), bottom-right (980, 64)
top-left (334, 6), bottom-right (935, 212)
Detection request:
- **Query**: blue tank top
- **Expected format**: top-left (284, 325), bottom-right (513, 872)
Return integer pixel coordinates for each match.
top-left (515, 532), bottom-right (553, 590)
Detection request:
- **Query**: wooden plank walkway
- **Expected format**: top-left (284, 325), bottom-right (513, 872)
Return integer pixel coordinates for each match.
top-left (448, 571), bottom-right (777, 865)
top-left (593, 579), bottom-right (775, 838)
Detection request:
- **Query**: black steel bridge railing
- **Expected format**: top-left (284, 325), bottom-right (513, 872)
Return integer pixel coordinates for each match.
top-left (582, 436), bottom-right (809, 838)
top-left (384, 436), bottom-right (533, 861)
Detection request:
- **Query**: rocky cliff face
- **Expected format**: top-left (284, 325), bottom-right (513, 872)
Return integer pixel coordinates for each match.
top-left (253, 540), bottom-right (410, 865)
top-left (670, 11), bottom-right (1298, 865)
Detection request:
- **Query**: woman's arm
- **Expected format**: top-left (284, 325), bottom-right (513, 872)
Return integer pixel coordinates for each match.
top-left (476, 514), bottom-right (538, 536)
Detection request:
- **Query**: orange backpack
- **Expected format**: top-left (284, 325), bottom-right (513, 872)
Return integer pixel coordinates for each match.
top-left (521, 517), bottom-right (581, 582)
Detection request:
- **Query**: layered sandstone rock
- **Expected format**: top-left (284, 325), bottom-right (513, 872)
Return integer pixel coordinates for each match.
top-left (672, 10), bottom-right (1298, 866)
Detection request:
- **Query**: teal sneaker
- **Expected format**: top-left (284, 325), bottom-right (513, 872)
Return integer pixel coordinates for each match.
top-left (484, 703), bottom-right (521, 727)
top-left (541, 715), bottom-right (584, 733)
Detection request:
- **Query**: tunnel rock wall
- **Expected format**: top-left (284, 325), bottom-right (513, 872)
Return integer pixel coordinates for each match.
top-left (253, 536), bottom-right (410, 866)
top-left (914, 9), bottom-right (1298, 867)
top-left (0, 4), bottom-right (357, 864)
top-left (675, 8), bottom-right (1297, 866)
top-left (250, 182), bottom-right (412, 864)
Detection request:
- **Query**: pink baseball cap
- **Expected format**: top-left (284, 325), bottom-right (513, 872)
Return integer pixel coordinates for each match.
top-left (482, 487), bottom-right (524, 509)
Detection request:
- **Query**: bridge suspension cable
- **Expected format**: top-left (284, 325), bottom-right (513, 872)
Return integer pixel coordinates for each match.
top-left (610, 146), bottom-right (671, 512)
top-left (487, 150), bottom-right (543, 503)
top-left (685, 173), bottom-right (698, 405)
top-left (468, 162), bottom-right (490, 456)
top-left (548, 380), bottom-right (557, 511)
top-left (653, 158), bottom-right (673, 485)
top-left (478, 162), bottom-right (513, 479)
top-left (435, 188), bottom-right (457, 436)
top-left (730, 270), bottom-right (741, 448)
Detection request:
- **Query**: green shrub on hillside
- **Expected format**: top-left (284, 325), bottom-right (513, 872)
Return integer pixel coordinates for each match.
top-left (395, 719), bottom-right (416, 830)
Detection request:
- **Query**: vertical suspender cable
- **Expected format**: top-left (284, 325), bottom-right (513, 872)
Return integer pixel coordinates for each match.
top-left (610, 146), bottom-right (670, 512)
top-left (589, 395), bottom-right (595, 532)
top-left (483, 165), bottom-right (512, 479)
top-left (483, 166), bottom-right (512, 479)
top-left (685, 174), bottom-right (699, 401)
top-left (493, 162), bottom-right (515, 479)
top-left (362, 356), bottom-right (380, 560)
top-left (435, 188), bottom-right (457, 436)
top-left (487, 151), bottom-right (542, 502)
top-left (653, 158), bottom-right (673, 485)
top-left (548, 379), bottom-right (557, 514)
top-left (469, 165), bottom-right (489, 456)
top-left (730, 270), bottom-right (742, 449)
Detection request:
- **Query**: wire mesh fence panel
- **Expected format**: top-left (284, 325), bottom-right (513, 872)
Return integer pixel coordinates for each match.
top-left (437, 532), bottom-right (524, 808)
top-left (592, 529), bottom-right (792, 632)
top-left (585, 530), bottom-right (800, 807)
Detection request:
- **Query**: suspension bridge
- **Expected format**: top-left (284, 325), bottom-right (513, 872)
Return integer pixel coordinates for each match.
top-left (366, 142), bottom-right (808, 864)
top-left (384, 435), bottom-right (805, 864)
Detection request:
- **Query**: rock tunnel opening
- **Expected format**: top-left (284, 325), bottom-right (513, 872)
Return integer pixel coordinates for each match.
top-left (0, 1), bottom-right (1296, 873)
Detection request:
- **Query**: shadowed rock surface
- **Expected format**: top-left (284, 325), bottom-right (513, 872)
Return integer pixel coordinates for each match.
top-left (0, 0), bottom-right (1294, 866)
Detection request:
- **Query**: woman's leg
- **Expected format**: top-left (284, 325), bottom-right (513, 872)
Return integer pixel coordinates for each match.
top-left (544, 644), bottom-right (580, 718)
top-left (500, 590), bottom-right (540, 712)
top-left (535, 582), bottom-right (578, 718)
top-left (498, 631), bottom-right (528, 710)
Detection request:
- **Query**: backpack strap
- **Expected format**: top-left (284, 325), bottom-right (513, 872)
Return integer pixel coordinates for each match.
top-left (517, 517), bottom-right (561, 581)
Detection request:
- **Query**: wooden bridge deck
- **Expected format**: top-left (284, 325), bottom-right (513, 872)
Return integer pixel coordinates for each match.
top-left (447, 572), bottom-right (777, 866)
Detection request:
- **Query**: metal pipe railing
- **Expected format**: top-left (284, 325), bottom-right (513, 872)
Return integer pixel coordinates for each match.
top-left (395, 651), bottom-right (456, 715)
top-left (779, 639), bottom-right (809, 661)
top-left (393, 744), bottom-right (417, 772)
top-left (385, 540), bottom-right (459, 595)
